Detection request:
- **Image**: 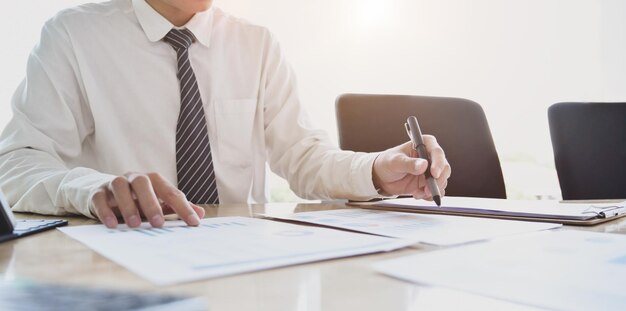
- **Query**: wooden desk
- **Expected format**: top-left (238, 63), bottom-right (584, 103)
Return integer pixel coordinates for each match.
top-left (2, 202), bottom-right (626, 310)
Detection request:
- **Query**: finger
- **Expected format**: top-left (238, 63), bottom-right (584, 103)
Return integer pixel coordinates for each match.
top-left (440, 161), bottom-right (451, 179)
top-left (425, 179), bottom-right (448, 202)
top-left (92, 188), bottom-right (118, 228)
top-left (423, 177), bottom-right (439, 201)
top-left (106, 192), bottom-right (119, 208)
top-left (148, 173), bottom-right (200, 226)
top-left (109, 176), bottom-right (142, 228)
top-left (439, 179), bottom-right (448, 193)
top-left (411, 175), bottom-right (428, 199)
top-left (436, 165), bottom-right (451, 190)
top-left (160, 202), bottom-right (205, 218)
top-left (413, 190), bottom-right (428, 200)
top-left (191, 204), bottom-right (206, 219)
top-left (423, 135), bottom-right (447, 179)
top-left (127, 173), bottom-right (164, 227)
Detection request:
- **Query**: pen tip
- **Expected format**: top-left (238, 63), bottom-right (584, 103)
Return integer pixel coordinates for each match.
top-left (434, 196), bottom-right (441, 207)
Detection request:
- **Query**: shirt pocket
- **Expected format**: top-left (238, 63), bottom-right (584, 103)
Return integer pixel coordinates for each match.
top-left (213, 99), bottom-right (258, 168)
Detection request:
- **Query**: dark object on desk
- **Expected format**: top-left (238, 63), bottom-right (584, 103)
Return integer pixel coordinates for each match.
top-left (0, 280), bottom-right (207, 311)
top-left (336, 93), bottom-right (506, 199)
top-left (405, 116), bottom-right (441, 206)
top-left (370, 196), bottom-right (626, 226)
top-left (548, 102), bottom-right (626, 200)
top-left (0, 190), bottom-right (68, 243)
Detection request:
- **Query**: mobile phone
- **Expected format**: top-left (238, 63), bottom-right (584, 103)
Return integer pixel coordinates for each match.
top-left (0, 190), bottom-right (17, 235)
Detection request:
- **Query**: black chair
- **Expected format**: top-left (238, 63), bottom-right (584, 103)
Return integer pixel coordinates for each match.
top-left (548, 102), bottom-right (626, 200)
top-left (336, 93), bottom-right (506, 199)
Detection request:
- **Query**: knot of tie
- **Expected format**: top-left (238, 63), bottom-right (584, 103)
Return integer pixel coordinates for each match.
top-left (164, 28), bottom-right (195, 50)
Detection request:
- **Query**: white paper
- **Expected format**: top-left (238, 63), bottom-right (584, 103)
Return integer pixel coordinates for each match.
top-left (379, 197), bottom-right (626, 220)
top-left (265, 208), bottom-right (561, 246)
top-left (375, 230), bottom-right (626, 311)
top-left (59, 217), bottom-right (411, 285)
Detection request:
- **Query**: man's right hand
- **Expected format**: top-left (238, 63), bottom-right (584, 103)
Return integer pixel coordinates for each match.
top-left (91, 172), bottom-right (206, 229)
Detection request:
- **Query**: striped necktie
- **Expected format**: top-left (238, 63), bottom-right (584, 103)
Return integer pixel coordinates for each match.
top-left (163, 29), bottom-right (219, 204)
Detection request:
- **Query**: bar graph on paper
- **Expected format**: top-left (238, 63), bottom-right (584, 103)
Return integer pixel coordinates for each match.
top-left (59, 217), bottom-right (410, 285)
top-left (105, 221), bottom-right (247, 237)
top-left (268, 208), bottom-right (561, 246)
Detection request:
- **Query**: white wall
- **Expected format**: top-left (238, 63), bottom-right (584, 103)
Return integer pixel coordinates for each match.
top-left (0, 1), bottom-right (87, 127)
top-left (601, 0), bottom-right (626, 100)
top-left (216, 0), bottom-right (625, 199)
top-left (1, 0), bottom-right (624, 200)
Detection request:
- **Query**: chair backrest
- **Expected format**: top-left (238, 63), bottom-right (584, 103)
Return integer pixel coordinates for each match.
top-left (548, 102), bottom-right (626, 200)
top-left (336, 93), bottom-right (506, 199)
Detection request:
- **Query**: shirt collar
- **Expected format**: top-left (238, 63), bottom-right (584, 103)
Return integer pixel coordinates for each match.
top-left (132, 0), bottom-right (213, 48)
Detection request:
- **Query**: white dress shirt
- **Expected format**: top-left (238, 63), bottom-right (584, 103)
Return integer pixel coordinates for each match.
top-left (0, 0), bottom-right (379, 218)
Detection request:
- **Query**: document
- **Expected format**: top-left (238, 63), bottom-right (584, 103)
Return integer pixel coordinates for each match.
top-left (265, 208), bottom-right (560, 246)
top-left (374, 230), bottom-right (626, 311)
top-left (59, 217), bottom-right (411, 285)
top-left (375, 197), bottom-right (626, 222)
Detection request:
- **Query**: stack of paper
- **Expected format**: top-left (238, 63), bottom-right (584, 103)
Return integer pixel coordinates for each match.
top-left (375, 197), bottom-right (626, 221)
top-left (265, 208), bottom-right (561, 246)
top-left (374, 230), bottom-right (626, 311)
top-left (59, 217), bottom-right (411, 285)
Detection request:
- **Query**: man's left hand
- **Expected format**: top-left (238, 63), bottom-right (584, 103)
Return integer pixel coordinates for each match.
top-left (372, 136), bottom-right (451, 199)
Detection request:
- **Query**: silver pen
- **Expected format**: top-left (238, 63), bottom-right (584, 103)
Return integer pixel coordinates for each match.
top-left (405, 116), bottom-right (442, 206)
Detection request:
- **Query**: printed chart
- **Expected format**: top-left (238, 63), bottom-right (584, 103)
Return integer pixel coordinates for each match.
top-left (59, 217), bottom-right (411, 285)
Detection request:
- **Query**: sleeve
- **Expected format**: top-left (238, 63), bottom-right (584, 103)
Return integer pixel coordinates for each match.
top-left (261, 31), bottom-right (380, 201)
top-left (0, 17), bottom-right (115, 218)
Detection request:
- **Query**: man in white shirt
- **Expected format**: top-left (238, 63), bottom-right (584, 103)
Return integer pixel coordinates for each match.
top-left (0, 0), bottom-right (450, 228)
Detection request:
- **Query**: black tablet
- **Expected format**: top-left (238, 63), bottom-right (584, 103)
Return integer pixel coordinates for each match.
top-left (0, 190), bottom-right (68, 243)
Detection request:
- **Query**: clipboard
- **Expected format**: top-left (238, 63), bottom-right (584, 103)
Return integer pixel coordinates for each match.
top-left (349, 197), bottom-right (626, 226)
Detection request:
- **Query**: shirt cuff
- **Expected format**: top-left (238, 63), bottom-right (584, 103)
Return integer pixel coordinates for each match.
top-left (348, 152), bottom-right (381, 200)
top-left (60, 168), bottom-right (116, 219)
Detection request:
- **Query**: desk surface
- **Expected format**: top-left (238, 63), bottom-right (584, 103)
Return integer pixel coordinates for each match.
top-left (2, 202), bottom-right (626, 311)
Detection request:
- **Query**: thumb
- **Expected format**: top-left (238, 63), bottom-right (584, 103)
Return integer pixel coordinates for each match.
top-left (392, 154), bottom-right (428, 175)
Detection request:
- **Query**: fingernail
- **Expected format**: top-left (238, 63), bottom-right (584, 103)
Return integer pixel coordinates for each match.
top-left (128, 215), bottom-right (141, 227)
top-left (150, 214), bottom-right (164, 227)
top-left (187, 213), bottom-right (200, 226)
top-left (104, 216), bottom-right (117, 228)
